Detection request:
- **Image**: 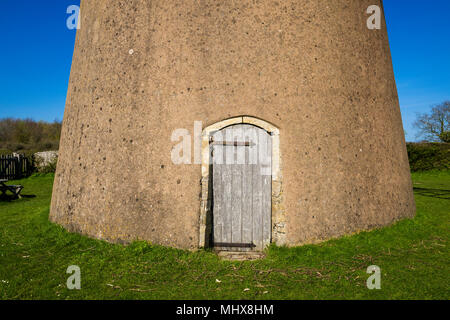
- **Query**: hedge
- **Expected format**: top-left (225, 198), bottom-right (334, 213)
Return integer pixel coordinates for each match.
top-left (406, 143), bottom-right (449, 172)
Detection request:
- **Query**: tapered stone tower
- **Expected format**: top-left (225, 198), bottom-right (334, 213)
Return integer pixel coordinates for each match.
top-left (51, 0), bottom-right (415, 250)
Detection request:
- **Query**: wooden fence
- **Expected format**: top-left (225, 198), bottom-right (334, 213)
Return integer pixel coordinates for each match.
top-left (0, 154), bottom-right (32, 180)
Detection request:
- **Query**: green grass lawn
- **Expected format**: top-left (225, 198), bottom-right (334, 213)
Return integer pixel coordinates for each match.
top-left (0, 171), bottom-right (449, 300)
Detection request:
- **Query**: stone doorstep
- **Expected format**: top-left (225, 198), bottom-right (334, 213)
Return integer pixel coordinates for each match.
top-left (217, 251), bottom-right (266, 261)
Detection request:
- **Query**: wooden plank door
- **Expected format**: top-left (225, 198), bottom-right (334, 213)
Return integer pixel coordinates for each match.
top-left (211, 124), bottom-right (272, 251)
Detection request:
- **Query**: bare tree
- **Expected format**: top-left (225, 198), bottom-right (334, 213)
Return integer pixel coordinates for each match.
top-left (413, 101), bottom-right (450, 142)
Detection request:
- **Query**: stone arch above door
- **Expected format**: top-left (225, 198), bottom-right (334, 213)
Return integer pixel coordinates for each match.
top-left (198, 116), bottom-right (285, 249)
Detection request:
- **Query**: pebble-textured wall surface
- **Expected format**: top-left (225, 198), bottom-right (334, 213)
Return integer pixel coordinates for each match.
top-left (50, 0), bottom-right (415, 249)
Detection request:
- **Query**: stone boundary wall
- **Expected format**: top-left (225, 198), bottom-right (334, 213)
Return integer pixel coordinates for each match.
top-left (34, 151), bottom-right (58, 169)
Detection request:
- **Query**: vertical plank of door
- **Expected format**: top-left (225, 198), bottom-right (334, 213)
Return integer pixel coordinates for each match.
top-left (262, 132), bottom-right (272, 248)
top-left (231, 125), bottom-right (244, 244)
top-left (252, 158), bottom-right (263, 251)
top-left (222, 127), bottom-right (233, 247)
top-left (241, 126), bottom-right (253, 248)
top-left (212, 142), bottom-right (223, 245)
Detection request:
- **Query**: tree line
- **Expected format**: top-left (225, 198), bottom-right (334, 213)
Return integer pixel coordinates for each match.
top-left (0, 118), bottom-right (62, 155)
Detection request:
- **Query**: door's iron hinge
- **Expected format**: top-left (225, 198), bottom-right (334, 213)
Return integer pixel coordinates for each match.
top-left (211, 141), bottom-right (255, 147)
top-left (213, 242), bottom-right (256, 248)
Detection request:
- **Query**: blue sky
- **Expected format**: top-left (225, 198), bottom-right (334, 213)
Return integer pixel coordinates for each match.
top-left (0, 1), bottom-right (448, 141)
top-left (383, 0), bottom-right (450, 141)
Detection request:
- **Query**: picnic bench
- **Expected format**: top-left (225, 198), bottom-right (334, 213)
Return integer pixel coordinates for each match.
top-left (0, 179), bottom-right (24, 199)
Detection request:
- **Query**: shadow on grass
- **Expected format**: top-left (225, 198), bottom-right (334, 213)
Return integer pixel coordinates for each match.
top-left (0, 194), bottom-right (36, 202)
top-left (413, 187), bottom-right (450, 200)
